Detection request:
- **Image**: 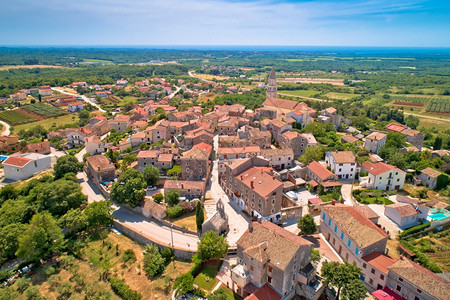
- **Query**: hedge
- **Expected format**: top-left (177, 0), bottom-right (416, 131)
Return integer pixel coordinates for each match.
top-left (108, 276), bottom-right (142, 300)
top-left (166, 205), bottom-right (184, 219)
top-left (399, 240), bottom-right (442, 273)
top-left (398, 223), bottom-right (431, 239)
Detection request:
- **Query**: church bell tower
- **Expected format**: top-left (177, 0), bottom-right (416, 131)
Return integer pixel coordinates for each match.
top-left (266, 66), bottom-right (277, 99)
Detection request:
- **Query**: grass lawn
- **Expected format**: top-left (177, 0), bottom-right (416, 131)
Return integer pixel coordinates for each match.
top-left (215, 285), bottom-right (242, 300)
top-left (169, 211), bottom-right (197, 232)
top-left (318, 194), bottom-right (336, 202)
top-left (324, 92), bottom-right (356, 100)
top-left (278, 89), bottom-right (320, 97)
top-left (193, 260), bottom-right (222, 292)
top-left (358, 197), bottom-right (394, 205)
top-left (13, 114), bottom-right (79, 132)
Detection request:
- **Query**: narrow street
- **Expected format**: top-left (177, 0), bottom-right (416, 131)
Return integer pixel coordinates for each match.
top-left (51, 87), bottom-right (106, 113)
top-left (207, 135), bottom-right (249, 247)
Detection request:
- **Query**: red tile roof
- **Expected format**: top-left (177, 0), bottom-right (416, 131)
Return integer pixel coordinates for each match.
top-left (245, 283), bottom-right (281, 300)
top-left (307, 161), bottom-right (336, 181)
top-left (3, 156), bottom-right (32, 167)
top-left (137, 150), bottom-right (159, 159)
top-left (236, 166), bottom-right (282, 198)
top-left (385, 122), bottom-right (407, 133)
top-left (362, 161), bottom-right (405, 176)
top-left (362, 251), bottom-right (396, 274)
top-left (192, 142), bottom-right (212, 155)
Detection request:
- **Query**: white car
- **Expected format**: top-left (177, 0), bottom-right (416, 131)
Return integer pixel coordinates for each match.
top-left (147, 186), bottom-right (157, 191)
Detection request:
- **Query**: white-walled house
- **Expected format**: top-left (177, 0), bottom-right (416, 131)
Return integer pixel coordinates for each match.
top-left (325, 151), bottom-right (357, 180)
top-left (3, 153), bottom-right (52, 181)
top-left (384, 203), bottom-right (426, 229)
top-left (364, 132), bottom-right (387, 154)
top-left (361, 161), bottom-right (406, 191)
top-left (68, 102), bottom-right (84, 112)
top-left (85, 135), bottom-right (112, 155)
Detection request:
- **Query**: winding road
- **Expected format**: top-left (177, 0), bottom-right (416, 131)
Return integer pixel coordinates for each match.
top-left (0, 120), bottom-right (11, 136)
top-left (403, 112), bottom-right (450, 123)
top-left (51, 87), bottom-right (106, 113)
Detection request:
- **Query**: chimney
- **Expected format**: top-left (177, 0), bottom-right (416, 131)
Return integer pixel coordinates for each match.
top-left (385, 248), bottom-right (389, 256)
top-left (181, 183), bottom-right (184, 189)
top-left (97, 166), bottom-right (101, 171)
top-left (240, 175), bottom-right (243, 180)
top-left (250, 181), bottom-right (254, 189)
top-left (248, 222), bottom-right (253, 233)
top-left (331, 199), bottom-right (336, 206)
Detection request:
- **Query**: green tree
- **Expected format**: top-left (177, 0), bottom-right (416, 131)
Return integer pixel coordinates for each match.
top-left (16, 212), bottom-right (64, 261)
top-left (0, 223), bottom-right (28, 260)
top-left (195, 201), bottom-right (204, 231)
top-left (165, 189), bottom-right (180, 207)
top-left (58, 208), bottom-right (88, 234)
top-left (299, 145), bottom-right (324, 164)
top-left (32, 179), bottom-right (87, 216)
top-left (297, 214), bottom-right (317, 235)
top-left (153, 193), bottom-right (163, 203)
top-left (24, 286), bottom-right (40, 300)
top-left (207, 289), bottom-right (228, 300)
top-left (405, 115), bottom-right (420, 129)
top-left (143, 244), bottom-right (166, 278)
top-left (173, 273), bottom-right (194, 297)
top-left (311, 248), bottom-right (321, 263)
top-left (0, 185), bottom-right (18, 205)
top-left (433, 136), bottom-right (442, 150)
top-left (197, 231), bottom-right (228, 261)
top-left (110, 169), bottom-right (146, 207)
top-left (321, 261), bottom-right (366, 300)
top-left (142, 165), bottom-right (160, 186)
top-left (105, 149), bottom-right (120, 164)
top-left (84, 200), bottom-right (114, 229)
top-left (54, 155), bottom-right (84, 179)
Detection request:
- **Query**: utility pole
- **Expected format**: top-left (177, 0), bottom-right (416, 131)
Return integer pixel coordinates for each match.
top-left (170, 224), bottom-right (175, 269)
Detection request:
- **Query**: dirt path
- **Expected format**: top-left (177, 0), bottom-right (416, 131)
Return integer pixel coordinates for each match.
top-left (0, 120), bottom-right (11, 135)
top-left (403, 112), bottom-right (450, 122)
top-left (277, 92), bottom-right (328, 102)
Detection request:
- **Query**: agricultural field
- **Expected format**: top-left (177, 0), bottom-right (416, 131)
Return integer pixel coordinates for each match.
top-left (0, 109), bottom-right (36, 125)
top-left (195, 73), bottom-right (230, 81)
top-left (426, 99), bottom-right (450, 114)
top-left (324, 92), bottom-right (356, 100)
top-left (198, 93), bottom-right (218, 103)
top-left (408, 229), bottom-right (450, 272)
top-left (390, 95), bottom-right (430, 105)
top-left (277, 89), bottom-right (320, 97)
top-left (13, 114), bottom-right (79, 132)
top-left (22, 103), bottom-right (67, 118)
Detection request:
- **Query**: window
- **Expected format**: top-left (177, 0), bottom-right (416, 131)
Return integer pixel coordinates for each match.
top-left (362, 263), bottom-right (367, 269)
top-left (294, 255), bottom-right (297, 260)
top-left (396, 285), bottom-right (402, 292)
top-left (250, 265), bottom-right (254, 271)
top-left (322, 213), bottom-right (326, 220)
top-left (332, 238), bottom-right (335, 245)
top-left (414, 297), bottom-right (420, 300)
top-left (347, 240), bottom-right (351, 247)
top-left (268, 266), bottom-right (273, 272)
top-left (268, 276), bottom-right (272, 283)
top-left (292, 274), bottom-right (295, 280)
top-left (293, 264), bottom-right (297, 270)
top-left (328, 219), bottom-right (331, 226)
top-left (340, 232), bottom-right (344, 240)
top-left (371, 268), bottom-right (375, 274)
top-left (417, 289), bottom-right (422, 294)
top-left (369, 278), bottom-right (374, 285)
top-left (380, 274), bottom-right (384, 280)
top-left (334, 225), bottom-right (337, 232)
top-left (355, 248), bottom-right (359, 255)
top-left (399, 277), bottom-right (403, 282)
top-left (263, 263), bottom-right (266, 268)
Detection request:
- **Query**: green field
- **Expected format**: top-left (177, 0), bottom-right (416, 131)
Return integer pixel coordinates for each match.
top-left (0, 109), bottom-right (36, 125)
top-left (13, 114), bottom-right (79, 132)
top-left (23, 103), bottom-right (67, 117)
top-left (278, 89), bottom-right (320, 97)
top-left (324, 92), bottom-right (356, 100)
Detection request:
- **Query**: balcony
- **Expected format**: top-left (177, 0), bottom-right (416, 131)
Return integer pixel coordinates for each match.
top-left (298, 262), bottom-right (316, 285)
top-left (231, 264), bottom-right (249, 288)
top-left (297, 275), bottom-right (325, 300)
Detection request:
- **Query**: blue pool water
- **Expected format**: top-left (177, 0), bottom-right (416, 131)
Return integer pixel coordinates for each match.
top-left (430, 213), bottom-right (449, 220)
top-left (0, 155), bottom-right (8, 161)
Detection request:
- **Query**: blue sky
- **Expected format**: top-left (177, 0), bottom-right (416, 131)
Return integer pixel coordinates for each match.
top-left (1, 0), bottom-right (449, 47)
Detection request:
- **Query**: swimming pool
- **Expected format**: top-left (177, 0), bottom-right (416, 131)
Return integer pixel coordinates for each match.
top-left (429, 213), bottom-right (449, 221)
top-left (0, 155), bottom-right (8, 161)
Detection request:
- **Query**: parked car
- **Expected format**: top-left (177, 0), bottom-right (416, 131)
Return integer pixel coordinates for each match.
top-left (147, 186), bottom-right (157, 191)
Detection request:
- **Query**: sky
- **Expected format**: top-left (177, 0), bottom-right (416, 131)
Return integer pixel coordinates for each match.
top-left (1, 0), bottom-right (449, 47)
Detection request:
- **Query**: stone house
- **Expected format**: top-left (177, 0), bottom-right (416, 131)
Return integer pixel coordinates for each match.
top-left (180, 147), bottom-right (210, 181)
top-left (163, 180), bottom-right (205, 199)
top-left (85, 155), bottom-right (116, 185)
top-left (364, 132), bottom-right (387, 154)
top-left (417, 167), bottom-right (440, 190)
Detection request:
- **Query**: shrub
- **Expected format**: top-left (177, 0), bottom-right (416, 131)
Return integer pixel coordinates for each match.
top-left (166, 205), bottom-right (184, 219)
top-left (399, 240), bottom-right (442, 273)
top-left (179, 201), bottom-right (196, 213)
top-left (398, 223), bottom-right (431, 238)
top-left (16, 277), bottom-right (31, 293)
top-left (161, 248), bottom-right (173, 261)
top-left (143, 244), bottom-right (166, 278)
top-left (122, 249), bottom-right (137, 264)
top-left (24, 286), bottom-right (40, 300)
top-left (153, 193), bottom-right (164, 203)
top-left (108, 276), bottom-right (142, 300)
top-left (173, 273), bottom-right (194, 296)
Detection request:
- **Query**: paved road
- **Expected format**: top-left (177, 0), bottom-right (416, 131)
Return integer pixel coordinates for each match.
top-left (207, 135), bottom-right (249, 247)
top-left (188, 70), bottom-right (208, 82)
top-left (0, 120), bottom-right (11, 136)
top-left (113, 207), bottom-right (199, 251)
top-left (341, 183), bottom-right (356, 206)
top-left (51, 87), bottom-right (106, 113)
top-left (403, 112), bottom-right (450, 123)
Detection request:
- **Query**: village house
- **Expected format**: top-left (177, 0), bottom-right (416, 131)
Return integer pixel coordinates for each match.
top-left (384, 257), bottom-right (450, 300)
top-left (384, 203), bottom-right (427, 229)
top-left (361, 251), bottom-right (397, 292)
top-left (385, 123), bottom-right (424, 149)
top-left (417, 167), bottom-right (441, 190)
top-left (3, 153), bottom-right (52, 181)
top-left (144, 120), bottom-right (169, 144)
top-left (317, 107), bottom-right (342, 128)
top-left (320, 204), bottom-right (389, 288)
top-left (26, 141), bottom-right (51, 154)
top-left (9, 92), bottom-right (27, 101)
top-left (0, 135), bottom-right (20, 152)
top-left (260, 118), bottom-right (292, 143)
top-left (180, 147), bottom-right (210, 181)
top-left (130, 132), bottom-right (146, 147)
top-left (361, 161), bottom-right (406, 191)
top-left (218, 146), bottom-right (261, 175)
top-left (281, 132), bottom-right (318, 158)
top-left (341, 134), bottom-right (359, 144)
top-left (355, 205), bottom-right (380, 224)
top-left (232, 221), bottom-right (324, 300)
top-left (260, 148), bottom-right (294, 170)
top-left (214, 104), bottom-right (246, 117)
top-left (168, 111), bottom-right (199, 122)
top-left (306, 161), bottom-right (341, 190)
top-left (66, 128), bottom-right (91, 147)
top-left (364, 132), bottom-right (387, 153)
top-left (325, 150), bottom-right (357, 180)
top-left (85, 155), bottom-right (116, 185)
top-left (221, 157), bottom-right (283, 222)
top-left (183, 128), bottom-right (214, 149)
top-left (137, 150), bottom-right (160, 170)
top-left (163, 180), bottom-right (205, 199)
top-left (39, 88), bottom-right (52, 96)
top-left (85, 135), bottom-right (112, 155)
top-left (68, 102), bottom-right (84, 112)
top-left (109, 114), bottom-right (131, 132)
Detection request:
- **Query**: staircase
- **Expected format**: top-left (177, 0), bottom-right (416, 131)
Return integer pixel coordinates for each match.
top-left (203, 198), bottom-right (217, 219)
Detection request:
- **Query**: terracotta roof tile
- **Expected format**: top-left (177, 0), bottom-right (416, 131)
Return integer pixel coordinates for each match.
top-left (362, 251), bottom-right (396, 274)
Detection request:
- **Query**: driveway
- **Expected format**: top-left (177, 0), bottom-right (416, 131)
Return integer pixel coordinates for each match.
top-left (341, 183), bottom-right (356, 206)
top-left (368, 204), bottom-right (402, 238)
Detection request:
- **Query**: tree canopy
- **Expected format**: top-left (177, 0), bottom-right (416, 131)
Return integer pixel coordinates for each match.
top-left (321, 261), bottom-right (367, 300)
top-left (297, 214), bottom-right (317, 235)
top-left (197, 231), bottom-right (228, 261)
top-left (142, 165), bottom-right (160, 186)
top-left (54, 155), bottom-right (84, 179)
top-left (110, 169), bottom-right (146, 207)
